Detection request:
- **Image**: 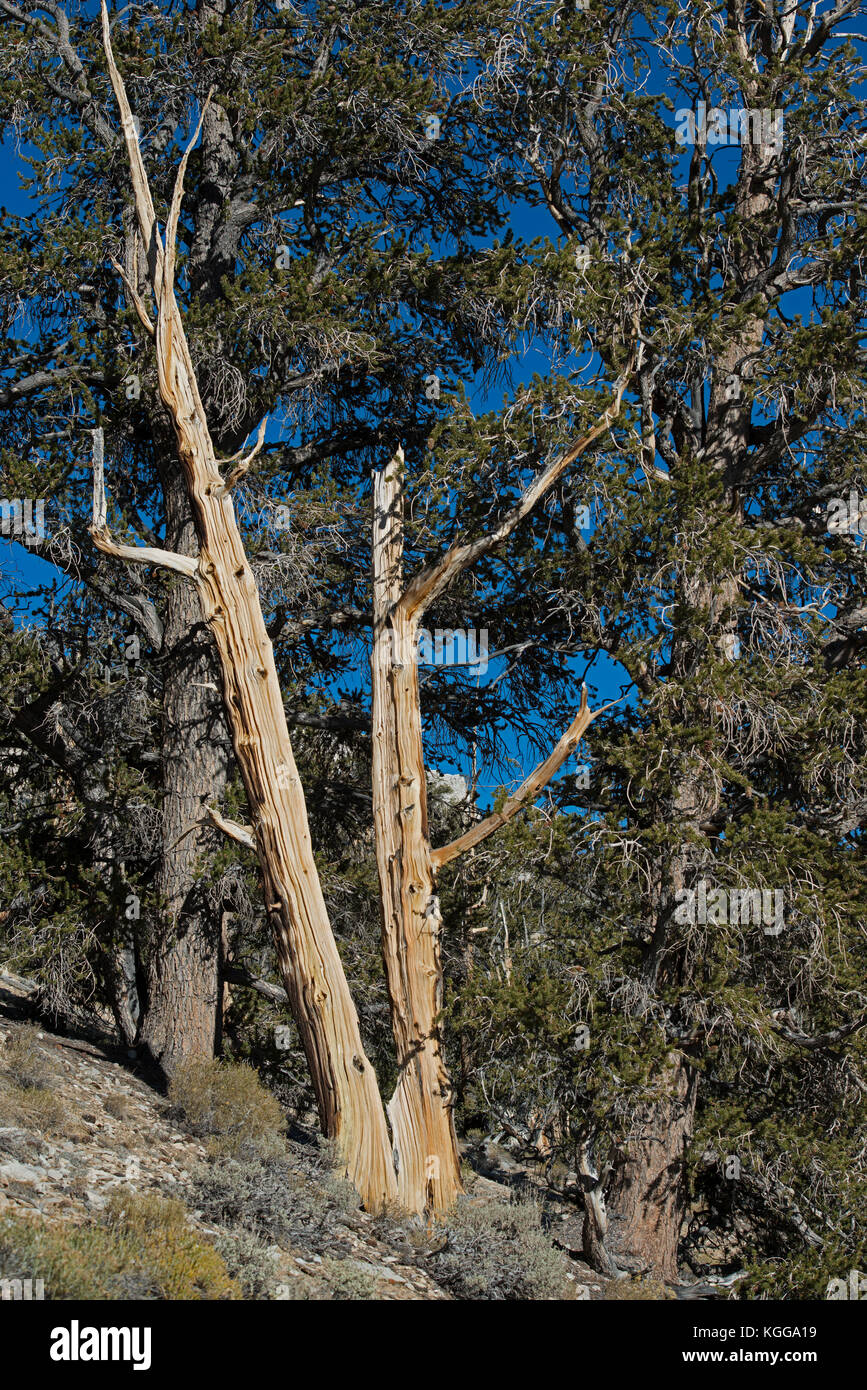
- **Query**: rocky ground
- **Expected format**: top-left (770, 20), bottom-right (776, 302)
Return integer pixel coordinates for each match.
top-left (0, 974), bottom-right (607, 1301)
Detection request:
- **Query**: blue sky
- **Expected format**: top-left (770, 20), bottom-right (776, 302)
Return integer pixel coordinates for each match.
top-left (2, 2), bottom-right (864, 812)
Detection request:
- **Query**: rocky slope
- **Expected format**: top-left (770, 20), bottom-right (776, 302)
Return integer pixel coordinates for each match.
top-left (0, 975), bottom-right (601, 1301)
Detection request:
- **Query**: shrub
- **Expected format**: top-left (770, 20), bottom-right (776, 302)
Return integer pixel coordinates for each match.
top-left (0, 1082), bottom-right (70, 1136)
top-left (212, 1230), bottom-right (280, 1299)
top-left (278, 1273), bottom-right (317, 1300)
top-left (0, 1192), bottom-right (241, 1300)
top-left (273, 1260), bottom-right (377, 1301)
top-left (426, 1196), bottom-right (569, 1301)
top-left (103, 1093), bottom-right (136, 1122)
top-left (313, 1140), bottom-right (362, 1215)
top-left (1, 1025), bottom-right (57, 1091)
top-left (168, 1059), bottom-right (286, 1159)
top-left (320, 1257), bottom-right (377, 1300)
top-left (186, 1154), bottom-right (342, 1247)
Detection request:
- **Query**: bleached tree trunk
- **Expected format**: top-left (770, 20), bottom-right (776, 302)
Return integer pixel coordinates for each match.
top-left (97, 5), bottom-right (396, 1209)
top-left (369, 429), bottom-right (628, 1211)
top-left (371, 460), bottom-right (462, 1213)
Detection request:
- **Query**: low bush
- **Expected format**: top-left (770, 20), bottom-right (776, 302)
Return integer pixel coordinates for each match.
top-left (212, 1230), bottom-right (280, 1300)
top-left (168, 1059), bottom-right (286, 1159)
top-left (0, 1191), bottom-right (241, 1300)
top-left (1, 1025), bottom-right (57, 1091)
top-left (425, 1196), bottom-right (569, 1301)
top-left (0, 1082), bottom-right (71, 1136)
top-left (186, 1154), bottom-right (342, 1247)
top-left (103, 1093), bottom-right (137, 1122)
top-left (320, 1257), bottom-right (377, 1300)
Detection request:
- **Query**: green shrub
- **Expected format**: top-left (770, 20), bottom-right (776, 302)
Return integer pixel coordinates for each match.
top-left (314, 1140), bottom-right (362, 1215)
top-left (426, 1196), bottom-right (569, 1301)
top-left (275, 1260), bottom-right (377, 1301)
top-left (168, 1059), bottom-right (286, 1159)
top-left (0, 1192), bottom-right (241, 1300)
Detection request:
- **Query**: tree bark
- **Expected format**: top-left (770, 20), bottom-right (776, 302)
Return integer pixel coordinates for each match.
top-left (137, 461), bottom-right (230, 1077)
top-left (604, 1052), bottom-right (697, 1281)
top-left (370, 461), bottom-right (462, 1213)
top-left (600, 96), bottom-right (774, 1279)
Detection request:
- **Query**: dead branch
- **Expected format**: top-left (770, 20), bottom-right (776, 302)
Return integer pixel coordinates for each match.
top-left (206, 804), bottom-right (257, 852)
top-left (768, 1009), bottom-right (867, 1051)
top-left (400, 365), bottom-right (633, 621)
top-left (89, 427), bottom-right (199, 578)
top-left (222, 965), bottom-right (288, 1006)
top-left (432, 686), bottom-right (624, 869)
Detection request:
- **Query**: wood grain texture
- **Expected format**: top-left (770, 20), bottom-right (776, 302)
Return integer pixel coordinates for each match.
top-left (370, 460), bottom-right (463, 1213)
top-left (99, 2), bottom-right (396, 1209)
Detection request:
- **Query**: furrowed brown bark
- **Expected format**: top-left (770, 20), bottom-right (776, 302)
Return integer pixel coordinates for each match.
top-left (138, 462), bottom-right (229, 1077)
top-left (98, 5), bottom-right (396, 1209)
top-left (599, 81), bottom-right (774, 1280)
top-left (604, 1052), bottom-right (697, 1282)
top-left (370, 460), bottom-right (462, 1213)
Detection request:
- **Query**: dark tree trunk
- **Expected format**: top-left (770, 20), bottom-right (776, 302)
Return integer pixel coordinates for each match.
top-left (137, 462), bottom-right (230, 1077)
top-left (604, 1052), bottom-right (697, 1281)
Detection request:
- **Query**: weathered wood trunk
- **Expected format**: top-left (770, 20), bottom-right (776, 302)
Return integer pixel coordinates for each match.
top-left (98, 15), bottom-right (397, 1209)
top-left (370, 463), bottom-right (462, 1213)
top-left (190, 488), bottom-right (396, 1206)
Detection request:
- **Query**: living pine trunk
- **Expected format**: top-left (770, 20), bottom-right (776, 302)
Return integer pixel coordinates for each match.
top-left (605, 1052), bottom-right (697, 1281)
top-left (370, 464), bottom-right (463, 1213)
top-left (138, 463), bottom-right (229, 1077)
